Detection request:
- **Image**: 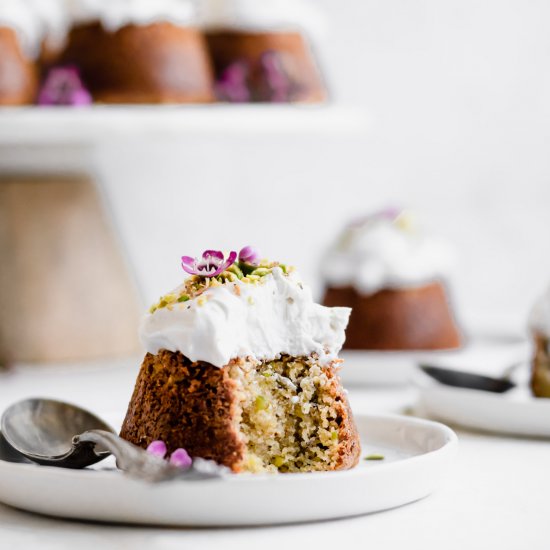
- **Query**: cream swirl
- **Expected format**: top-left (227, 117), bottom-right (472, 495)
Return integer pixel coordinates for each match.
top-left (140, 267), bottom-right (350, 368)
top-left (67, 0), bottom-right (196, 31)
top-left (322, 210), bottom-right (456, 295)
top-left (198, 0), bottom-right (326, 38)
top-left (0, 0), bottom-right (43, 58)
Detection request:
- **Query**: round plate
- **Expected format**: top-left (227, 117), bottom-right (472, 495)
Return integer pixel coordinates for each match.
top-left (340, 332), bottom-right (530, 386)
top-left (0, 414), bottom-right (457, 526)
top-left (417, 384), bottom-right (550, 438)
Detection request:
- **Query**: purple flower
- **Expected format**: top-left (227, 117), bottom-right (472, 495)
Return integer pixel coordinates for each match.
top-left (146, 440), bottom-right (167, 459)
top-left (215, 61), bottom-right (251, 103)
top-left (37, 66), bottom-right (92, 107)
top-left (169, 448), bottom-right (193, 469)
top-left (238, 245), bottom-right (260, 265)
top-left (260, 51), bottom-right (292, 103)
top-left (181, 250), bottom-right (237, 277)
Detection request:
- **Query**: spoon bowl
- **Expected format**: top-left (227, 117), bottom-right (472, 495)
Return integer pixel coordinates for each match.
top-left (1, 398), bottom-right (115, 468)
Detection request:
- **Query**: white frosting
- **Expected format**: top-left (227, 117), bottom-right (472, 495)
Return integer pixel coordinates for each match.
top-left (26, 0), bottom-right (71, 52)
top-left (140, 267), bottom-right (351, 368)
top-left (0, 0), bottom-right (43, 58)
top-left (530, 288), bottom-right (550, 337)
top-left (322, 211), bottom-right (456, 295)
top-left (67, 0), bottom-right (196, 31)
top-left (0, 0), bottom-right (70, 58)
top-left (199, 0), bottom-right (326, 38)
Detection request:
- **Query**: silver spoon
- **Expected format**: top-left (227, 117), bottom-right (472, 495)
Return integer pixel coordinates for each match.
top-left (1, 398), bottom-right (227, 481)
top-left (419, 362), bottom-right (522, 393)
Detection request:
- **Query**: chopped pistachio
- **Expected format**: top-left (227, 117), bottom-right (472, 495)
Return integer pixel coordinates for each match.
top-left (177, 294), bottom-right (190, 303)
top-left (364, 454), bottom-right (385, 461)
top-left (254, 395), bottom-right (268, 411)
top-left (273, 456), bottom-right (285, 468)
top-left (331, 431), bottom-right (339, 441)
top-left (227, 264), bottom-right (244, 279)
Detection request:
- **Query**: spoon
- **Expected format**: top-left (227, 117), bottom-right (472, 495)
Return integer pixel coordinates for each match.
top-left (419, 364), bottom-right (519, 393)
top-left (1, 398), bottom-right (227, 481)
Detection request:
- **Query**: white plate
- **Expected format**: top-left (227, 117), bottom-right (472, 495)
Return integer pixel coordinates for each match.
top-left (417, 383), bottom-right (550, 438)
top-left (0, 414), bottom-right (457, 526)
top-left (340, 332), bottom-right (530, 387)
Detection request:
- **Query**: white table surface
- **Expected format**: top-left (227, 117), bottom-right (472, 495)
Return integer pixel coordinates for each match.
top-left (0, 359), bottom-right (547, 550)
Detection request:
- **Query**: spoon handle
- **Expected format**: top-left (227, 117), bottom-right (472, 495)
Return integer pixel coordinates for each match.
top-left (74, 430), bottom-right (227, 482)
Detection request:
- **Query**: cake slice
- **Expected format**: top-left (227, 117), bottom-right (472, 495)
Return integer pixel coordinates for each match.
top-left (120, 247), bottom-right (360, 473)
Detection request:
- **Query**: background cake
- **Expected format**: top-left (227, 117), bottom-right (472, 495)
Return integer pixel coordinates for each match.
top-left (199, 0), bottom-right (326, 103)
top-left (529, 288), bottom-right (550, 397)
top-left (60, 0), bottom-right (214, 104)
top-left (0, 1), bottom-right (40, 105)
top-left (120, 247), bottom-right (360, 473)
top-left (322, 209), bottom-right (461, 350)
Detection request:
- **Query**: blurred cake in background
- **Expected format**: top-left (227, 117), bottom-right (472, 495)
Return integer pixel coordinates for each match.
top-left (322, 209), bottom-right (461, 351)
top-left (60, 0), bottom-right (214, 103)
top-left (200, 0), bottom-right (326, 103)
top-left (529, 288), bottom-right (550, 397)
top-left (0, 0), bottom-right (40, 105)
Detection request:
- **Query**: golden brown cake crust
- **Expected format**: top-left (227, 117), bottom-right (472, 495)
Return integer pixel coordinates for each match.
top-left (120, 350), bottom-right (245, 469)
top-left (324, 363), bottom-right (361, 469)
top-left (0, 27), bottom-right (38, 105)
top-left (531, 333), bottom-right (550, 398)
top-left (206, 30), bottom-right (326, 103)
top-left (120, 350), bottom-right (360, 472)
top-left (323, 281), bottom-right (461, 351)
top-left (60, 22), bottom-right (214, 104)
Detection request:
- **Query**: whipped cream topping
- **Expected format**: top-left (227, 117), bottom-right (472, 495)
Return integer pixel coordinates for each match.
top-left (67, 0), bottom-right (196, 31)
top-left (322, 211), bottom-right (456, 295)
top-left (529, 288), bottom-right (550, 337)
top-left (0, 0), bottom-right (43, 58)
top-left (26, 0), bottom-right (71, 52)
top-left (141, 267), bottom-right (351, 368)
top-left (198, 0), bottom-right (326, 38)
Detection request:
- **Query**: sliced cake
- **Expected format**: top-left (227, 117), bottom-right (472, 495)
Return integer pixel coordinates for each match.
top-left (120, 247), bottom-right (360, 473)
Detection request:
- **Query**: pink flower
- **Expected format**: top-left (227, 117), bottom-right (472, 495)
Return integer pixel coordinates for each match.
top-left (146, 440), bottom-right (167, 459)
top-left (181, 250), bottom-right (237, 278)
top-left (215, 61), bottom-right (251, 103)
top-left (260, 51), bottom-right (292, 103)
top-left (37, 66), bottom-right (92, 106)
top-left (238, 245), bottom-right (260, 265)
top-left (169, 448), bottom-right (193, 469)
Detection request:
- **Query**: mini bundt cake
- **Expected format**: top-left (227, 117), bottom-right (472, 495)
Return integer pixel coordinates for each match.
top-left (120, 247), bottom-right (360, 473)
top-left (0, 1), bottom-right (40, 105)
top-left (200, 0), bottom-right (326, 103)
top-left (322, 209), bottom-right (461, 351)
top-left (60, 0), bottom-right (214, 104)
top-left (529, 288), bottom-right (550, 397)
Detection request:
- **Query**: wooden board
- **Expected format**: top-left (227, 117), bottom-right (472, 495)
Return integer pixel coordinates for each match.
top-left (0, 175), bottom-right (141, 364)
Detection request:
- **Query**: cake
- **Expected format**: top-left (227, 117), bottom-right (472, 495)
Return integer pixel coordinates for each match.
top-left (0, 1), bottom-right (40, 105)
top-left (199, 0), bottom-right (326, 103)
top-left (120, 247), bottom-right (360, 473)
top-left (529, 288), bottom-right (550, 397)
top-left (322, 209), bottom-right (461, 351)
top-left (59, 0), bottom-right (214, 104)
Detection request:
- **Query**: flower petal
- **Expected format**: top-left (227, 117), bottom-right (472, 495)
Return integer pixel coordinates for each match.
top-left (210, 250), bottom-right (237, 277)
top-left (239, 246), bottom-right (260, 265)
top-left (181, 256), bottom-right (198, 275)
top-left (202, 250), bottom-right (224, 261)
top-left (169, 448), bottom-right (193, 469)
top-left (146, 440), bottom-right (167, 458)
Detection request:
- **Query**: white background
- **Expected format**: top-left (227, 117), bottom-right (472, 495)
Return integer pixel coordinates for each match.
top-left (2, 0), bottom-right (550, 333)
